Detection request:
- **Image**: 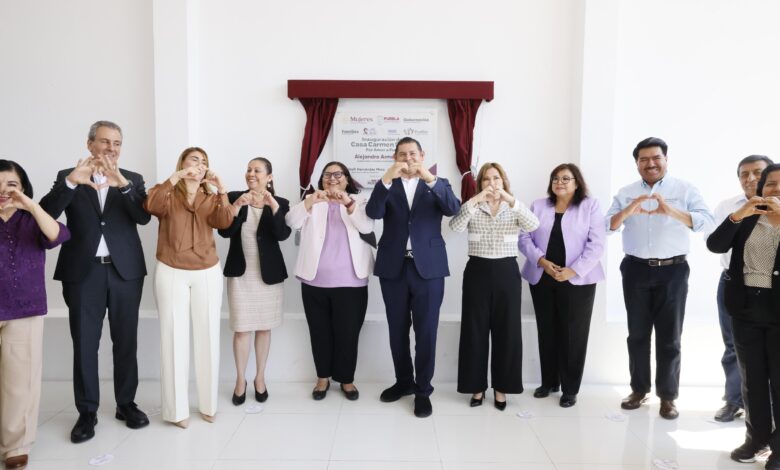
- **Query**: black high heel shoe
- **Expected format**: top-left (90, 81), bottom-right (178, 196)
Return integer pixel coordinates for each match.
top-left (255, 386), bottom-right (269, 403)
top-left (470, 392), bottom-right (485, 407)
top-left (533, 385), bottom-right (560, 398)
top-left (232, 381), bottom-right (247, 406)
top-left (494, 398), bottom-right (507, 411)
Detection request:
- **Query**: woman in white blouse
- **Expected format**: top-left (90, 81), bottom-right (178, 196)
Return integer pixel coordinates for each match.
top-left (449, 162), bottom-right (539, 410)
top-left (286, 162), bottom-right (374, 401)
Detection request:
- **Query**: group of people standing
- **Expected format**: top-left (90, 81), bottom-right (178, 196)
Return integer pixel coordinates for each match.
top-left (1, 121), bottom-right (778, 470)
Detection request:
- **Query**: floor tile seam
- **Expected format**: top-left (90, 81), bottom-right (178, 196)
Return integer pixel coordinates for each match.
top-left (215, 412), bottom-right (249, 460)
top-left (325, 396), bottom-right (345, 466)
top-left (523, 414), bottom-right (558, 467)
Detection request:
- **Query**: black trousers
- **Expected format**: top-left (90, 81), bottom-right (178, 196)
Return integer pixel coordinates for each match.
top-left (620, 257), bottom-right (689, 400)
top-left (732, 287), bottom-right (780, 451)
top-left (457, 257), bottom-right (524, 394)
top-left (63, 261), bottom-right (143, 413)
top-left (301, 283), bottom-right (368, 384)
top-left (529, 274), bottom-right (596, 395)
top-left (379, 259), bottom-right (445, 397)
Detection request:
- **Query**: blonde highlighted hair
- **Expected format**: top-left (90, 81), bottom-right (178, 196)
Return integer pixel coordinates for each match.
top-left (174, 147), bottom-right (214, 200)
top-left (475, 162), bottom-right (513, 196)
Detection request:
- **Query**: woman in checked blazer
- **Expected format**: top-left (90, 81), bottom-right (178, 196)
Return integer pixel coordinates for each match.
top-left (449, 162), bottom-right (539, 410)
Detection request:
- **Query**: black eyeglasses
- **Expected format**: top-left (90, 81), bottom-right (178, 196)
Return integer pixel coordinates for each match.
top-left (323, 171), bottom-right (344, 180)
top-left (551, 176), bottom-right (575, 184)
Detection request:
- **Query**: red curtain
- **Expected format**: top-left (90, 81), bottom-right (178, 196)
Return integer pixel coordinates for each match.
top-left (447, 98), bottom-right (482, 201)
top-left (297, 98), bottom-right (339, 199)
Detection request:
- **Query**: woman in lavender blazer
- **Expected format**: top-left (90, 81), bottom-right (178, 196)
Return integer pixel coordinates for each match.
top-left (518, 163), bottom-right (605, 408)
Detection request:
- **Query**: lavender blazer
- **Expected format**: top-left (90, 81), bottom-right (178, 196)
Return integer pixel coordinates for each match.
top-left (518, 196), bottom-right (606, 286)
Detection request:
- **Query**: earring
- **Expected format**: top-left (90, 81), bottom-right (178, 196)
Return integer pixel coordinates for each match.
top-left (266, 182), bottom-right (271, 188)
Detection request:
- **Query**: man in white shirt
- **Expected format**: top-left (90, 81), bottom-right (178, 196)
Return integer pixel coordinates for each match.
top-left (711, 155), bottom-right (773, 422)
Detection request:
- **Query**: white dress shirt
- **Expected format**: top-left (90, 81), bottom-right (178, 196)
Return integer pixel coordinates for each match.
top-left (383, 176), bottom-right (437, 250)
top-left (66, 172), bottom-right (111, 256)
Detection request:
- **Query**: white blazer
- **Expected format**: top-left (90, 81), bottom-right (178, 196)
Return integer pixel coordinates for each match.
top-left (285, 196), bottom-right (375, 281)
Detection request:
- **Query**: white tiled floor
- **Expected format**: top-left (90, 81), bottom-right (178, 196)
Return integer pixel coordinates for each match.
top-left (28, 381), bottom-right (760, 470)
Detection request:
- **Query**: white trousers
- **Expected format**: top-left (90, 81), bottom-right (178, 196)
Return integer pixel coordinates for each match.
top-left (154, 262), bottom-right (222, 422)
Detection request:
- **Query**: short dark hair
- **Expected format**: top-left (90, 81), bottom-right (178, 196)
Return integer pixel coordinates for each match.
top-left (736, 155), bottom-right (773, 176)
top-left (632, 137), bottom-right (668, 161)
top-left (394, 137), bottom-right (422, 154)
top-left (250, 157), bottom-right (276, 195)
top-left (547, 163), bottom-right (589, 206)
top-left (0, 159), bottom-right (34, 198)
top-left (317, 161), bottom-right (359, 194)
top-left (757, 163), bottom-right (780, 197)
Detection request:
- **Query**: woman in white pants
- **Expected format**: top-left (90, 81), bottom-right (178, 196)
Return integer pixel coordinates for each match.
top-left (144, 147), bottom-right (234, 428)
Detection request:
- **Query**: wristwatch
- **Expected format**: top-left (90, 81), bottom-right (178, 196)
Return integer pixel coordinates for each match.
top-left (119, 180), bottom-right (134, 194)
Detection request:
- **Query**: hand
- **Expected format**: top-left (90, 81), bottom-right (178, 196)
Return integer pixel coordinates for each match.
top-left (303, 190), bottom-right (330, 211)
top-left (764, 196), bottom-right (780, 215)
top-left (494, 187), bottom-right (515, 205)
top-left (469, 188), bottom-right (491, 205)
top-left (0, 187), bottom-right (35, 212)
top-left (552, 267), bottom-right (577, 282)
top-left (731, 196), bottom-right (768, 221)
top-left (94, 154), bottom-right (129, 187)
top-left (173, 165), bottom-right (203, 181)
top-left (382, 162), bottom-right (409, 184)
top-left (326, 189), bottom-right (352, 205)
top-left (625, 194), bottom-right (653, 217)
top-left (203, 169), bottom-right (226, 194)
top-left (538, 257), bottom-right (561, 277)
top-left (232, 192), bottom-right (255, 208)
top-left (66, 157), bottom-right (106, 191)
top-left (647, 193), bottom-right (673, 216)
top-left (415, 164), bottom-right (435, 183)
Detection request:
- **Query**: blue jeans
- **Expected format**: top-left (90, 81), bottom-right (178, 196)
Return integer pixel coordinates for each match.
top-left (718, 270), bottom-right (744, 407)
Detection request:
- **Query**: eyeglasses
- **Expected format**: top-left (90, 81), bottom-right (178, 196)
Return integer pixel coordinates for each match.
top-left (323, 171), bottom-right (344, 180)
top-left (551, 176), bottom-right (575, 184)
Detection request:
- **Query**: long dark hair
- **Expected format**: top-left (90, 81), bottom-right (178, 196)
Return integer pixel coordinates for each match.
top-left (0, 159), bottom-right (33, 198)
top-left (317, 161), bottom-right (359, 194)
top-left (547, 163), bottom-right (589, 206)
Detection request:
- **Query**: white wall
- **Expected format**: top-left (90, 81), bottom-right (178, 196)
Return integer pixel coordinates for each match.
top-left (1, 0), bottom-right (778, 387)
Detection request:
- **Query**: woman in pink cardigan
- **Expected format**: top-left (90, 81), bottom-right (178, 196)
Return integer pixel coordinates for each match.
top-left (518, 163), bottom-right (605, 408)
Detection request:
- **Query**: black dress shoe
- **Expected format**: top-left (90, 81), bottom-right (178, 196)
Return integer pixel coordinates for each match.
top-left (414, 395), bottom-right (432, 418)
top-left (470, 392), bottom-right (484, 407)
top-left (71, 412), bottom-right (97, 443)
top-left (312, 381), bottom-right (330, 400)
top-left (494, 398), bottom-right (507, 411)
top-left (730, 441), bottom-right (768, 463)
top-left (559, 394), bottom-right (577, 408)
top-left (380, 382), bottom-right (415, 403)
top-left (233, 381), bottom-right (247, 406)
top-left (115, 402), bottom-right (149, 429)
top-left (340, 384), bottom-right (359, 401)
top-left (533, 385), bottom-right (560, 398)
top-left (255, 387), bottom-right (269, 403)
top-left (765, 452), bottom-right (780, 470)
top-left (714, 403), bottom-right (743, 422)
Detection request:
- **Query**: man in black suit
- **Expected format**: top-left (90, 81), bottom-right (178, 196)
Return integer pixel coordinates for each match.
top-left (40, 121), bottom-right (151, 443)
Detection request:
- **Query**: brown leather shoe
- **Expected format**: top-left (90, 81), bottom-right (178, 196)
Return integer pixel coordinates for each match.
top-left (660, 400), bottom-right (679, 419)
top-left (620, 392), bottom-right (648, 410)
top-left (5, 454), bottom-right (28, 470)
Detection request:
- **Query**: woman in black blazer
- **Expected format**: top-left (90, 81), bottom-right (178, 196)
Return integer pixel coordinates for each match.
top-left (218, 157), bottom-right (291, 406)
top-left (707, 163), bottom-right (780, 468)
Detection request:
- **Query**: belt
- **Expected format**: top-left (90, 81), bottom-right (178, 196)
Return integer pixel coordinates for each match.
top-left (95, 256), bottom-right (112, 264)
top-left (626, 254), bottom-right (686, 267)
top-left (404, 250), bottom-right (414, 259)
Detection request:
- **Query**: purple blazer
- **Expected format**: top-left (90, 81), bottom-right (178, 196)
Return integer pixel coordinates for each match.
top-left (518, 196), bottom-right (605, 286)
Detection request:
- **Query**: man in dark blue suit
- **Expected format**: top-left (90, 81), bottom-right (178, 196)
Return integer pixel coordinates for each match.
top-left (366, 137), bottom-right (460, 417)
top-left (40, 121), bottom-right (151, 443)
